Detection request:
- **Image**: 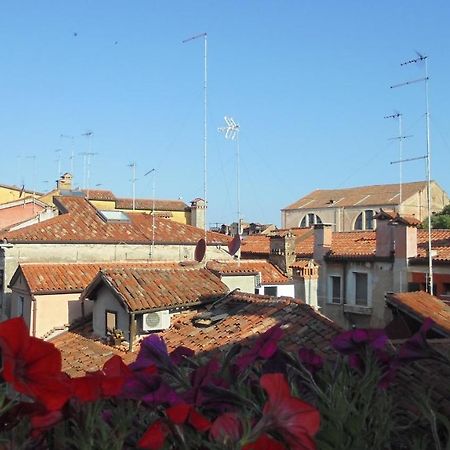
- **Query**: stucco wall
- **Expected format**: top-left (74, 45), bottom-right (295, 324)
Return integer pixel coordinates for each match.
top-left (0, 241), bottom-right (233, 318)
top-left (221, 274), bottom-right (256, 293)
top-left (92, 285), bottom-right (129, 339)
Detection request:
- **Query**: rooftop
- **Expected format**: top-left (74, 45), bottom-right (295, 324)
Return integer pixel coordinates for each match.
top-left (2, 196), bottom-right (229, 245)
top-left (283, 180), bottom-right (430, 210)
top-left (386, 291), bottom-right (450, 336)
top-left (206, 259), bottom-right (289, 284)
top-left (83, 267), bottom-right (229, 312)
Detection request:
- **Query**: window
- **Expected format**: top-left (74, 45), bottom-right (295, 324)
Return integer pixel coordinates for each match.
top-left (354, 273), bottom-right (368, 306)
top-left (264, 286), bottom-right (278, 296)
top-left (354, 210), bottom-right (376, 230)
top-left (105, 310), bottom-right (118, 333)
top-left (330, 276), bottom-right (341, 304)
top-left (443, 283), bottom-right (450, 295)
top-left (408, 282), bottom-right (421, 292)
top-left (300, 213), bottom-right (322, 228)
top-left (0, 269), bottom-right (4, 292)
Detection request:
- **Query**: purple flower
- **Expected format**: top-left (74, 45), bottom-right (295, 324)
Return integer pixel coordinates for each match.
top-left (122, 371), bottom-right (181, 406)
top-left (331, 329), bottom-right (388, 355)
top-left (170, 346), bottom-right (195, 365)
top-left (397, 318), bottom-right (436, 363)
top-left (129, 334), bottom-right (172, 372)
top-left (235, 325), bottom-right (283, 371)
top-left (298, 348), bottom-right (323, 374)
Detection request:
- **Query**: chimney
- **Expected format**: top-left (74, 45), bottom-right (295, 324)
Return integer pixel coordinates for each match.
top-left (375, 210), bottom-right (395, 258)
top-left (313, 223), bottom-right (332, 261)
top-left (392, 216), bottom-right (419, 260)
top-left (269, 231), bottom-right (296, 276)
top-left (56, 173), bottom-right (73, 191)
top-left (190, 198), bottom-right (206, 229)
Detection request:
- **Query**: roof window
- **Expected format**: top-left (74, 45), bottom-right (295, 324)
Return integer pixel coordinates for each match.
top-left (97, 210), bottom-right (130, 222)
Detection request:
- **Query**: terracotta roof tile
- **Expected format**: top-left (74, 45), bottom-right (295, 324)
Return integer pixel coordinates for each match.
top-left (206, 260), bottom-right (288, 284)
top-left (94, 267), bottom-right (229, 312)
top-left (386, 291), bottom-right (450, 335)
top-left (115, 198), bottom-right (188, 211)
top-left (14, 261), bottom-right (184, 294)
top-left (51, 292), bottom-right (341, 375)
top-left (3, 196), bottom-right (229, 245)
top-left (82, 189), bottom-right (117, 201)
top-left (283, 181), bottom-right (429, 210)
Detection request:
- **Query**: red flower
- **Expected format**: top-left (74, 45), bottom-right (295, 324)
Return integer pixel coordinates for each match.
top-left (243, 434), bottom-right (286, 450)
top-left (138, 420), bottom-right (167, 450)
top-left (166, 403), bottom-right (211, 432)
top-left (0, 317), bottom-right (69, 411)
top-left (70, 355), bottom-right (130, 402)
top-left (259, 373), bottom-right (320, 450)
top-left (210, 412), bottom-right (242, 444)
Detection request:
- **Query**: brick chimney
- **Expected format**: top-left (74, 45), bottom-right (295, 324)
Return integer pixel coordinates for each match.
top-left (190, 198), bottom-right (206, 230)
top-left (313, 223), bottom-right (332, 261)
top-left (56, 173), bottom-right (73, 191)
top-left (269, 231), bottom-right (296, 276)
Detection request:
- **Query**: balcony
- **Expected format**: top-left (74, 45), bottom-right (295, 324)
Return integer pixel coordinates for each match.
top-left (343, 304), bottom-right (373, 315)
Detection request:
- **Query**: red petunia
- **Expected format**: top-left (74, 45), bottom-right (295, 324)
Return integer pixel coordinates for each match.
top-left (259, 373), bottom-right (320, 450)
top-left (243, 434), bottom-right (286, 450)
top-left (166, 402), bottom-right (211, 432)
top-left (210, 412), bottom-right (242, 444)
top-left (0, 317), bottom-right (69, 411)
top-left (138, 420), bottom-right (168, 450)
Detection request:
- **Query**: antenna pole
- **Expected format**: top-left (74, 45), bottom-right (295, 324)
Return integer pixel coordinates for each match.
top-left (55, 148), bottom-right (62, 179)
top-left (61, 134), bottom-right (76, 184)
top-left (145, 169), bottom-right (156, 259)
top-left (391, 53), bottom-right (433, 295)
top-left (128, 162), bottom-right (137, 210)
top-left (26, 155), bottom-right (36, 213)
top-left (183, 32), bottom-right (208, 241)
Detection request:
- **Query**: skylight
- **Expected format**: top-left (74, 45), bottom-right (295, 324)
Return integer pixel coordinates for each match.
top-left (98, 210), bottom-right (130, 222)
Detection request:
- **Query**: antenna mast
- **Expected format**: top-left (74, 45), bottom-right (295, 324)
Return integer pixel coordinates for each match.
top-left (81, 131), bottom-right (96, 198)
top-left (218, 116), bottom-right (241, 235)
top-left (182, 32), bottom-right (208, 240)
top-left (61, 134), bottom-right (75, 182)
top-left (128, 162), bottom-right (137, 210)
top-left (391, 53), bottom-right (433, 295)
top-left (55, 148), bottom-right (62, 179)
top-left (144, 169), bottom-right (156, 259)
top-left (26, 155), bottom-right (36, 213)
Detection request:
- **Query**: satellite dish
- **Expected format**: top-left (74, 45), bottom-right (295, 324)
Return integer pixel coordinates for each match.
top-left (194, 238), bottom-right (206, 262)
top-left (228, 234), bottom-right (241, 256)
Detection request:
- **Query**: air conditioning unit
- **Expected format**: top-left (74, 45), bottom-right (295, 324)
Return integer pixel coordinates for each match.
top-left (142, 310), bottom-right (171, 331)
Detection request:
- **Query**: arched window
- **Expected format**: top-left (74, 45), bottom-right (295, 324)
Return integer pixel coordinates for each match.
top-left (354, 210), bottom-right (376, 230)
top-left (300, 213), bottom-right (322, 228)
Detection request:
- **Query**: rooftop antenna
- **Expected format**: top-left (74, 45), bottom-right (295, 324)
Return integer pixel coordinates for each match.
top-left (26, 155), bottom-right (36, 213)
top-left (391, 52), bottom-right (433, 295)
top-left (144, 168), bottom-right (156, 259)
top-left (81, 131), bottom-right (96, 198)
top-left (384, 112), bottom-right (412, 214)
top-left (55, 148), bottom-right (62, 178)
top-left (61, 134), bottom-right (75, 181)
top-left (16, 154), bottom-right (24, 188)
top-left (218, 116), bottom-right (241, 235)
top-left (128, 162), bottom-right (137, 211)
top-left (182, 32), bottom-right (208, 241)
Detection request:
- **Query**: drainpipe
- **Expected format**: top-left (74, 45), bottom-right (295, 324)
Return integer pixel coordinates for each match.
top-left (129, 312), bottom-right (136, 351)
top-left (32, 295), bottom-right (37, 337)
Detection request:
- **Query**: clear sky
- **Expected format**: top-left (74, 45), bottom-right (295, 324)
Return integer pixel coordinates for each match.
top-left (1, 1), bottom-right (449, 227)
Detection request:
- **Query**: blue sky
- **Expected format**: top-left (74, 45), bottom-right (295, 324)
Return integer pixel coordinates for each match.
top-left (1, 1), bottom-right (449, 227)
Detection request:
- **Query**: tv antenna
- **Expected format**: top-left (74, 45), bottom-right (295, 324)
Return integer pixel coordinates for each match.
top-left (144, 168), bottom-right (156, 259)
top-left (81, 131), bottom-right (96, 198)
top-left (182, 32), bottom-right (208, 241)
top-left (61, 134), bottom-right (75, 180)
top-left (128, 162), bottom-right (137, 210)
top-left (26, 155), bottom-right (36, 213)
top-left (218, 116), bottom-right (241, 236)
top-left (384, 112), bottom-right (412, 213)
top-left (390, 52), bottom-right (433, 295)
top-left (55, 148), bottom-right (63, 178)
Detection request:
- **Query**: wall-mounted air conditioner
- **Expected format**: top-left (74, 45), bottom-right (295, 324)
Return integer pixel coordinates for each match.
top-left (142, 310), bottom-right (171, 331)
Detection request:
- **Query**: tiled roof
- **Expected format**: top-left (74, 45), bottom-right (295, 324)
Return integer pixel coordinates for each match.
top-left (283, 181), bottom-right (430, 210)
top-left (115, 198), bottom-right (188, 211)
top-left (241, 235), bottom-right (270, 256)
top-left (206, 260), bottom-right (289, 284)
top-left (414, 229), bottom-right (450, 264)
top-left (51, 291), bottom-right (341, 375)
top-left (2, 196), bottom-right (229, 245)
top-left (11, 261), bottom-right (184, 294)
top-left (386, 291), bottom-right (450, 336)
top-left (88, 267), bottom-right (229, 312)
top-left (326, 231), bottom-right (376, 259)
top-left (82, 189), bottom-right (117, 201)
